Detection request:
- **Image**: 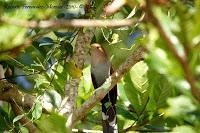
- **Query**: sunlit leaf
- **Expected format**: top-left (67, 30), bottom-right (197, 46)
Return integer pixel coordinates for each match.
top-left (123, 71), bottom-right (149, 114)
top-left (162, 96), bottom-right (196, 117)
top-left (147, 70), bottom-right (173, 110)
top-left (19, 124), bottom-right (29, 133)
top-left (40, 89), bottom-right (62, 111)
top-left (32, 101), bottom-right (42, 120)
top-left (172, 125), bottom-right (196, 133)
top-left (65, 61), bottom-right (82, 78)
top-left (37, 37), bottom-right (54, 47)
top-left (35, 113), bottom-right (69, 133)
top-left (0, 25), bottom-right (26, 52)
top-left (13, 114), bottom-right (25, 124)
top-left (129, 61), bottom-right (148, 93)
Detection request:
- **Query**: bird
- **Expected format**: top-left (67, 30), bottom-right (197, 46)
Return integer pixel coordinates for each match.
top-left (90, 43), bottom-right (118, 133)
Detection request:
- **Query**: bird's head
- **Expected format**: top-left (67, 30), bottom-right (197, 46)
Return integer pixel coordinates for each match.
top-left (91, 43), bottom-right (108, 65)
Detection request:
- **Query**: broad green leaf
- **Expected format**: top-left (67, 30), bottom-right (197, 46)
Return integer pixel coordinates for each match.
top-left (162, 96), bottom-right (196, 117)
top-left (172, 125), bottom-right (196, 133)
top-left (40, 90), bottom-right (62, 111)
top-left (35, 113), bottom-right (69, 133)
top-left (34, 74), bottom-right (49, 89)
top-left (78, 65), bottom-right (93, 105)
top-left (147, 71), bottom-right (173, 110)
top-left (123, 72), bottom-right (149, 114)
top-left (32, 101), bottom-right (42, 120)
top-left (146, 48), bottom-right (172, 74)
top-left (0, 25), bottom-right (26, 52)
top-left (129, 61), bottom-right (148, 93)
top-left (82, 66), bottom-right (93, 93)
top-left (116, 105), bottom-right (137, 120)
top-left (118, 81), bottom-right (129, 104)
top-left (19, 124), bottom-right (29, 133)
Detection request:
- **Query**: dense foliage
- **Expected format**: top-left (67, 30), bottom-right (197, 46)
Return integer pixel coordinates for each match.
top-left (0, 0), bottom-right (200, 132)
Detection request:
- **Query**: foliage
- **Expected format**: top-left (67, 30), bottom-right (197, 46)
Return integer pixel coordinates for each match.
top-left (0, 0), bottom-right (200, 132)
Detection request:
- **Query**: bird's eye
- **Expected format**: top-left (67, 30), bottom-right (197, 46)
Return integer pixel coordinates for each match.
top-left (96, 46), bottom-right (100, 49)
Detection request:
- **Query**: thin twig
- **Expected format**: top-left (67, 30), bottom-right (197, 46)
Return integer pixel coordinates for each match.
top-left (145, 0), bottom-right (200, 102)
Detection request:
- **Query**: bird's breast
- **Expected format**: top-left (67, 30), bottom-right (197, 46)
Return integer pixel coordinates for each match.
top-left (91, 62), bottom-right (111, 87)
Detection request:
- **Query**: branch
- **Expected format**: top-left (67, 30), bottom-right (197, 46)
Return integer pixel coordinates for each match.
top-left (103, 0), bottom-right (137, 16)
top-left (145, 0), bottom-right (200, 102)
top-left (0, 80), bottom-right (60, 114)
top-left (10, 102), bottom-right (38, 133)
top-left (0, 17), bottom-right (137, 29)
top-left (0, 81), bottom-right (35, 108)
top-left (0, 64), bottom-right (5, 79)
top-left (0, 80), bottom-right (38, 132)
top-left (71, 45), bottom-right (146, 125)
top-left (59, 30), bottom-right (94, 128)
top-left (104, 0), bottom-right (127, 16)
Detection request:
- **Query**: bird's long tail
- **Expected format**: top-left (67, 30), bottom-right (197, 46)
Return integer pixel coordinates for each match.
top-left (101, 85), bottom-right (118, 133)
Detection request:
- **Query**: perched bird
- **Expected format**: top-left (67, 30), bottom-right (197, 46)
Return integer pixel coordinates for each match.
top-left (91, 43), bottom-right (118, 133)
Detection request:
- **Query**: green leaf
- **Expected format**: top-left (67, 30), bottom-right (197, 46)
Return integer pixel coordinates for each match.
top-left (147, 71), bottom-right (173, 110)
top-left (19, 124), bottom-right (29, 133)
top-left (172, 125), bottom-right (196, 133)
top-left (34, 74), bottom-right (50, 89)
top-left (37, 37), bottom-right (54, 47)
top-left (163, 96), bottom-right (196, 117)
top-left (39, 43), bottom-right (54, 47)
top-left (54, 31), bottom-right (73, 38)
top-left (146, 48), bottom-right (172, 74)
top-left (0, 107), bottom-right (10, 131)
top-left (65, 61), bottom-right (82, 78)
top-left (41, 90), bottom-right (62, 111)
top-left (35, 113), bottom-right (69, 133)
top-left (32, 101), bottom-right (42, 120)
top-left (144, 124), bottom-right (170, 132)
top-left (129, 61), bottom-right (149, 93)
top-left (123, 71), bottom-right (149, 114)
top-left (0, 25), bottom-right (26, 52)
top-left (13, 114), bottom-right (25, 124)
top-left (116, 105), bottom-right (137, 120)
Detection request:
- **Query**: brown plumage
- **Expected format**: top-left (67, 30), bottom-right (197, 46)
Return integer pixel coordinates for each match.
top-left (91, 43), bottom-right (118, 133)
